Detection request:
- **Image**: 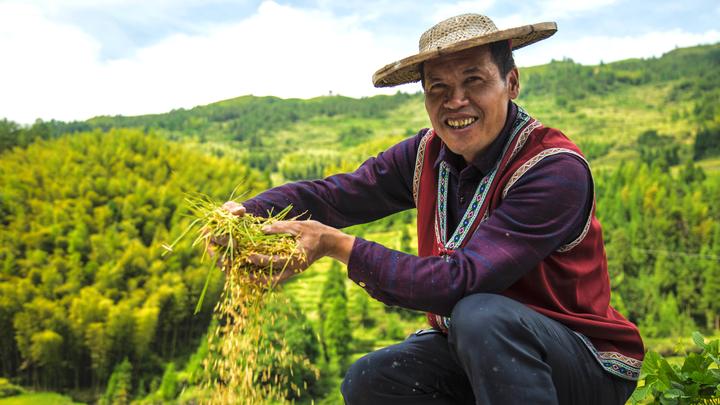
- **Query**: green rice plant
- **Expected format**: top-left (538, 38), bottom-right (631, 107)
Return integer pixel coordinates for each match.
top-left (162, 192), bottom-right (302, 313)
top-left (163, 192), bottom-right (314, 404)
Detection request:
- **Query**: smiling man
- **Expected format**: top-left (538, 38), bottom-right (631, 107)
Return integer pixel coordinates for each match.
top-left (226, 13), bottom-right (644, 405)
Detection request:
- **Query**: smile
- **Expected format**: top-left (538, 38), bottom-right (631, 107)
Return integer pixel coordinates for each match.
top-left (445, 117), bottom-right (478, 129)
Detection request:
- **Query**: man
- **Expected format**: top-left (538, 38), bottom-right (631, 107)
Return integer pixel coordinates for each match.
top-left (225, 13), bottom-right (644, 405)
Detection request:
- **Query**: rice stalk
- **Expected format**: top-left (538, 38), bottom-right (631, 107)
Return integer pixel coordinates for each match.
top-left (163, 193), bottom-right (314, 404)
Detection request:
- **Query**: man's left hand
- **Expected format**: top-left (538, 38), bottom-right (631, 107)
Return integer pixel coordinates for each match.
top-left (248, 220), bottom-right (355, 282)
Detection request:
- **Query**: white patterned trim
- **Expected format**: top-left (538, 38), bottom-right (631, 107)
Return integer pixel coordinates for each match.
top-left (574, 332), bottom-right (642, 380)
top-left (501, 148), bottom-right (594, 253)
top-left (597, 351), bottom-right (644, 369)
top-left (557, 212), bottom-right (592, 253)
top-left (413, 130), bottom-right (433, 207)
top-left (435, 314), bottom-right (448, 332)
top-left (507, 119), bottom-right (542, 162)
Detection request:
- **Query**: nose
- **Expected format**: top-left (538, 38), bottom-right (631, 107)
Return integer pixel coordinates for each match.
top-left (443, 85), bottom-right (468, 110)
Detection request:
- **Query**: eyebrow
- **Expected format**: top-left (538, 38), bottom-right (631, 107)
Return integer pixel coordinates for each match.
top-left (428, 66), bottom-right (484, 80)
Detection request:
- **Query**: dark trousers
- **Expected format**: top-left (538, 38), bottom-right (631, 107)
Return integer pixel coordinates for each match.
top-left (341, 294), bottom-right (637, 404)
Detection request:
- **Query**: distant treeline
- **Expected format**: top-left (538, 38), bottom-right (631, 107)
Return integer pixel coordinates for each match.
top-left (523, 44), bottom-right (720, 122)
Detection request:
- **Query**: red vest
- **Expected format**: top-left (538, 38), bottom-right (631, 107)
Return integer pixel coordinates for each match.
top-left (414, 109), bottom-right (644, 371)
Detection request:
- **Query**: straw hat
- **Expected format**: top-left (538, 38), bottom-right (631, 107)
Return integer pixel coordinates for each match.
top-left (372, 14), bottom-right (557, 87)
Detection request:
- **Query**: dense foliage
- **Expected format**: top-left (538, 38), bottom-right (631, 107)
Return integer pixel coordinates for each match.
top-left (631, 332), bottom-right (720, 404)
top-left (318, 261), bottom-right (352, 374)
top-left (597, 161), bottom-right (720, 335)
top-left (0, 130), bottom-right (266, 391)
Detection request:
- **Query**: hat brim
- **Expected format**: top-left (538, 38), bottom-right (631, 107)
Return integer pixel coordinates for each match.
top-left (372, 22), bottom-right (557, 88)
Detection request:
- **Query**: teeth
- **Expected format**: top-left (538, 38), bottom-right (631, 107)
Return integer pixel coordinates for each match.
top-left (447, 117), bottom-right (476, 128)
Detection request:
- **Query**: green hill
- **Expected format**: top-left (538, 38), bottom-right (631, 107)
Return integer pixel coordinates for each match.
top-left (0, 43), bottom-right (718, 404)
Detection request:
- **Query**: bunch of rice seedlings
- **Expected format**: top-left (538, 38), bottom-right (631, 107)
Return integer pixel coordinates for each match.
top-left (163, 193), bottom-right (316, 404)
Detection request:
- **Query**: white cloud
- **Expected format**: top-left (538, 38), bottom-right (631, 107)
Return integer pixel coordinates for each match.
top-left (492, 0), bottom-right (619, 30)
top-left (515, 28), bottom-right (720, 67)
top-left (431, 0), bottom-right (496, 22)
top-left (541, 0), bottom-right (618, 17)
top-left (0, 0), bottom-right (413, 123)
top-left (1, 0), bottom-right (717, 124)
top-left (0, 3), bottom-right (104, 122)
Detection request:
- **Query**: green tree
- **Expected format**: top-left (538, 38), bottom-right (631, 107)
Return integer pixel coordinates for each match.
top-left (158, 362), bottom-right (178, 402)
top-left (100, 358), bottom-right (133, 405)
top-left (318, 262), bottom-right (351, 373)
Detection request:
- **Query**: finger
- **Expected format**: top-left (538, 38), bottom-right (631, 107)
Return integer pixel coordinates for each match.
top-left (207, 243), bottom-right (216, 258)
top-left (248, 253), bottom-right (281, 268)
top-left (246, 260), bottom-right (300, 288)
top-left (209, 233), bottom-right (229, 247)
top-left (205, 244), bottom-right (227, 269)
top-left (248, 253), bottom-right (303, 270)
top-left (221, 201), bottom-right (246, 216)
top-left (261, 221), bottom-right (299, 236)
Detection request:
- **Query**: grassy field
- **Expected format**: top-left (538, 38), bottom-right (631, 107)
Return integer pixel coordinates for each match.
top-left (0, 393), bottom-right (84, 405)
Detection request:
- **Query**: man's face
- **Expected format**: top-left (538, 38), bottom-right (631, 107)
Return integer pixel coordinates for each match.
top-left (423, 45), bottom-right (519, 163)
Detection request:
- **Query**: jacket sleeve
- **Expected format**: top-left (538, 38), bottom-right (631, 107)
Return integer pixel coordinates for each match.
top-left (242, 130), bottom-right (425, 228)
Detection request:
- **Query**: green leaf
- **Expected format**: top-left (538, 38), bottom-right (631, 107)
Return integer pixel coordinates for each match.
top-left (682, 352), bottom-right (710, 375)
top-left (643, 350), bottom-right (662, 375)
top-left (663, 388), bottom-right (683, 399)
top-left (693, 331), bottom-right (707, 350)
top-left (658, 357), bottom-right (682, 384)
top-left (629, 384), bottom-right (650, 403)
top-left (194, 259), bottom-right (216, 315)
top-left (689, 370), bottom-right (717, 385)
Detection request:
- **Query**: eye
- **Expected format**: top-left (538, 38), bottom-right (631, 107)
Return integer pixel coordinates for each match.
top-left (465, 76), bottom-right (484, 85)
top-left (426, 82), bottom-right (447, 93)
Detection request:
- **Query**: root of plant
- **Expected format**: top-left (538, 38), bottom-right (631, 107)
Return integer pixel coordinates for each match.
top-left (163, 194), bottom-right (316, 404)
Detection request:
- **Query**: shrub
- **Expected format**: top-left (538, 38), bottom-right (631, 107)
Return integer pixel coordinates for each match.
top-left (0, 378), bottom-right (25, 398)
top-left (631, 332), bottom-right (720, 404)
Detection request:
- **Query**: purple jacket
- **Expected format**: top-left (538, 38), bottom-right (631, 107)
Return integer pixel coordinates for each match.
top-left (243, 102), bottom-right (592, 315)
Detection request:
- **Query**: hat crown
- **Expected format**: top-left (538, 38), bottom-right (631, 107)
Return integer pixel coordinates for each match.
top-left (419, 14), bottom-right (499, 53)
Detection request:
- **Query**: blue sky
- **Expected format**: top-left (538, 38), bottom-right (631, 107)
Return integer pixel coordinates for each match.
top-left (1, 0), bottom-right (718, 123)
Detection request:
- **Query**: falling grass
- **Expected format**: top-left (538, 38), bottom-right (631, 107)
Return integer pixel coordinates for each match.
top-left (162, 193), bottom-right (301, 312)
top-left (163, 193), bottom-right (316, 404)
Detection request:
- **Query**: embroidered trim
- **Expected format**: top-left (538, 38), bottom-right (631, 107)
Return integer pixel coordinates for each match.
top-left (413, 130), bottom-right (432, 206)
top-left (500, 148), bottom-right (594, 253)
top-left (435, 108), bottom-right (533, 250)
top-left (574, 332), bottom-right (642, 380)
top-left (438, 161), bottom-right (451, 245)
top-left (557, 212), bottom-right (592, 252)
top-left (435, 314), bottom-right (448, 333)
top-left (508, 119), bottom-right (542, 162)
top-left (501, 148), bottom-right (585, 199)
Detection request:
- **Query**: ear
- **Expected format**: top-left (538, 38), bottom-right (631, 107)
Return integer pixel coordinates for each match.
top-left (506, 67), bottom-right (519, 99)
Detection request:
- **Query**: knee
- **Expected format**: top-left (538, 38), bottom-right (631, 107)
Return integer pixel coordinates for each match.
top-left (449, 293), bottom-right (519, 341)
top-left (341, 355), bottom-right (373, 404)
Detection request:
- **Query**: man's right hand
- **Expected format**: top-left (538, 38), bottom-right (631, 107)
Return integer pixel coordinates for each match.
top-left (206, 201), bottom-right (246, 269)
top-left (221, 201), bottom-right (246, 217)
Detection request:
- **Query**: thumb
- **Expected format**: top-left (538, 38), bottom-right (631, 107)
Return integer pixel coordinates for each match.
top-left (262, 221), bottom-right (294, 235)
top-left (222, 201), bottom-right (246, 216)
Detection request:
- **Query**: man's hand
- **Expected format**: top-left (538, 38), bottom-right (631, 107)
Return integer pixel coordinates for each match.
top-left (249, 220), bottom-right (355, 279)
top-left (206, 201), bottom-right (247, 269)
top-left (221, 201), bottom-right (246, 217)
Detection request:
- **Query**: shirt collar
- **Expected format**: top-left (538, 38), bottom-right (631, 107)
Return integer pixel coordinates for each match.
top-left (435, 101), bottom-right (518, 175)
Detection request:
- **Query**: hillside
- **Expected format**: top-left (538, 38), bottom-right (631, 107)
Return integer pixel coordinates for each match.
top-left (0, 43), bottom-right (718, 404)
